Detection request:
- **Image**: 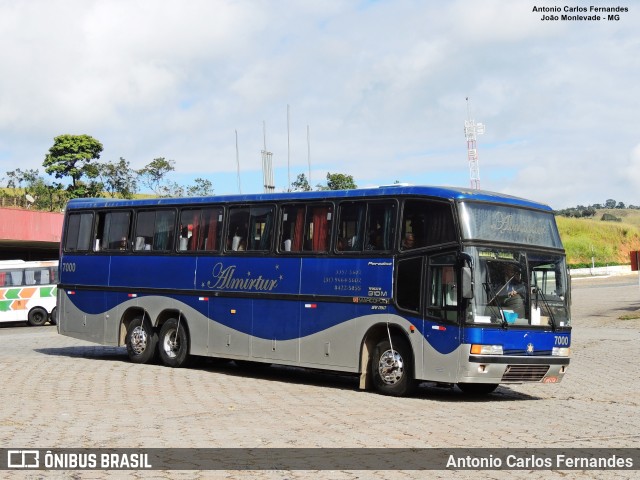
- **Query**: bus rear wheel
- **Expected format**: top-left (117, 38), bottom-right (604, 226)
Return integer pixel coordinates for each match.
top-left (49, 307), bottom-right (58, 325)
top-left (126, 317), bottom-right (157, 364)
top-left (371, 336), bottom-right (415, 397)
top-left (457, 383), bottom-right (499, 395)
top-left (158, 318), bottom-right (189, 368)
top-left (28, 307), bottom-right (48, 326)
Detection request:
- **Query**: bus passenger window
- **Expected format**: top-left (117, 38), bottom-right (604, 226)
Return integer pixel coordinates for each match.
top-left (247, 206), bottom-right (274, 251)
top-left (134, 210), bottom-right (176, 252)
top-left (64, 212), bottom-right (93, 252)
top-left (228, 208), bottom-right (249, 251)
top-left (227, 206), bottom-right (274, 252)
top-left (280, 204), bottom-right (332, 253)
top-left (179, 207), bottom-right (223, 252)
top-left (304, 205), bottom-right (332, 252)
top-left (96, 211), bottom-right (132, 251)
top-left (337, 203), bottom-right (365, 251)
top-left (200, 207), bottom-right (223, 251)
top-left (281, 205), bottom-right (305, 252)
top-left (337, 201), bottom-right (394, 253)
top-left (365, 202), bottom-right (395, 251)
top-left (401, 200), bottom-right (456, 250)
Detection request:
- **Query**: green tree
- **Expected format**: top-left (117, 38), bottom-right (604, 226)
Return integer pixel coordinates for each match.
top-left (98, 157), bottom-right (137, 199)
top-left (291, 173), bottom-right (312, 192)
top-left (137, 158), bottom-right (175, 197)
top-left (43, 134), bottom-right (104, 198)
top-left (318, 172), bottom-right (357, 191)
top-left (5, 168), bottom-right (67, 211)
top-left (186, 178), bottom-right (214, 197)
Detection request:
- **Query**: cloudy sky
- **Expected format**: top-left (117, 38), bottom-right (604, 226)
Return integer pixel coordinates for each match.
top-left (0, 0), bottom-right (637, 209)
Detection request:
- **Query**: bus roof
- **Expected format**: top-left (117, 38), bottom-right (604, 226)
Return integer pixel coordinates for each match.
top-left (64, 185), bottom-right (553, 212)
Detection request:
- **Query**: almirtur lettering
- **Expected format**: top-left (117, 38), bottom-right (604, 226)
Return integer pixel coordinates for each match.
top-left (490, 213), bottom-right (546, 238)
top-left (207, 263), bottom-right (279, 291)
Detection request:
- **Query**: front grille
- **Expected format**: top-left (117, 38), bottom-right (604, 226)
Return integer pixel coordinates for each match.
top-left (501, 365), bottom-right (550, 382)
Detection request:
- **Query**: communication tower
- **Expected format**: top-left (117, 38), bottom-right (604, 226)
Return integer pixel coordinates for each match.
top-left (464, 98), bottom-right (484, 190)
top-left (261, 121), bottom-right (275, 193)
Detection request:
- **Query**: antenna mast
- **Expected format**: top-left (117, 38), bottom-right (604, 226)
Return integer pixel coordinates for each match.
top-left (464, 97), bottom-right (484, 190)
top-left (235, 130), bottom-right (242, 194)
top-left (262, 121), bottom-right (275, 193)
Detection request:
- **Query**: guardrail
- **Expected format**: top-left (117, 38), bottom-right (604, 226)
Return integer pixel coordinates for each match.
top-left (570, 265), bottom-right (632, 277)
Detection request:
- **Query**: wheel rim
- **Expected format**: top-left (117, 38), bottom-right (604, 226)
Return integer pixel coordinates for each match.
top-left (378, 348), bottom-right (405, 385)
top-left (130, 325), bottom-right (148, 355)
top-left (162, 328), bottom-right (180, 359)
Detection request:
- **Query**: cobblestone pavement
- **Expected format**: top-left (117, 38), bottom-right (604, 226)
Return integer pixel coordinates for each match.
top-left (1, 274), bottom-right (639, 479)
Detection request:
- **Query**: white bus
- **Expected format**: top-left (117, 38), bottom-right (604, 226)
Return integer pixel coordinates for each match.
top-left (0, 260), bottom-right (59, 326)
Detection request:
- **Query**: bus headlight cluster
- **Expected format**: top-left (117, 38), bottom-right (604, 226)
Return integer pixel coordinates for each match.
top-left (470, 344), bottom-right (503, 355)
top-left (552, 347), bottom-right (570, 357)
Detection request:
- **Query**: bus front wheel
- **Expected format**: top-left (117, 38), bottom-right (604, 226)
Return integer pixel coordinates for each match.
top-left (371, 336), bottom-right (415, 397)
top-left (126, 317), bottom-right (157, 364)
top-left (49, 307), bottom-right (58, 325)
top-left (158, 318), bottom-right (189, 368)
top-left (27, 307), bottom-right (48, 326)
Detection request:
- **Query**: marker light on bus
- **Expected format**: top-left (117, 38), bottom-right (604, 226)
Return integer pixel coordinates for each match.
top-left (552, 347), bottom-right (570, 357)
top-left (470, 344), bottom-right (503, 355)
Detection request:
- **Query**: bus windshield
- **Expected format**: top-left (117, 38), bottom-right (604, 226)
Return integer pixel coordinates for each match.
top-left (466, 247), bottom-right (570, 328)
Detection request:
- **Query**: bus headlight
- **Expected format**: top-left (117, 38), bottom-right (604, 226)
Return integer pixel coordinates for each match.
top-left (470, 344), bottom-right (503, 355)
top-left (552, 347), bottom-right (570, 357)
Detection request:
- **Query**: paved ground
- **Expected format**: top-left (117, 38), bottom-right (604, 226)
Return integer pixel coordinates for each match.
top-left (1, 274), bottom-right (639, 479)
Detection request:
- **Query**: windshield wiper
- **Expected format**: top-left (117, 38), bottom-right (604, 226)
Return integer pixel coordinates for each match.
top-left (485, 280), bottom-right (509, 328)
top-left (534, 287), bottom-right (557, 331)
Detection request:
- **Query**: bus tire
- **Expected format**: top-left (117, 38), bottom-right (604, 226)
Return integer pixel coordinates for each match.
top-left (27, 307), bottom-right (49, 326)
top-left (158, 318), bottom-right (189, 368)
top-left (49, 307), bottom-right (58, 325)
top-left (371, 335), bottom-right (415, 397)
top-left (126, 317), bottom-right (157, 364)
top-left (457, 383), bottom-right (499, 395)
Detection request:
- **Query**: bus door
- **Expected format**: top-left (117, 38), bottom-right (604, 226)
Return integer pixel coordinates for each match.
top-left (422, 252), bottom-right (462, 383)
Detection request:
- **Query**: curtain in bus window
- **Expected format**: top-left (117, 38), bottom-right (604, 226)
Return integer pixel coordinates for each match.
top-left (366, 203), bottom-right (395, 251)
top-left (190, 210), bottom-right (201, 251)
top-left (153, 211), bottom-right (175, 251)
top-left (352, 204), bottom-right (366, 251)
top-left (204, 208), bottom-right (220, 251)
top-left (382, 205), bottom-right (394, 250)
top-left (309, 206), bottom-right (331, 252)
top-left (25, 270), bottom-right (35, 285)
top-left (9, 270), bottom-right (23, 286)
top-left (292, 207), bottom-right (305, 252)
top-left (258, 208), bottom-right (274, 251)
top-left (425, 203), bottom-right (456, 246)
top-left (178, 210), bottom-right (198, 251)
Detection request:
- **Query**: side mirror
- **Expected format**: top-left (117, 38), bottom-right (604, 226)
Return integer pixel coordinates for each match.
top-left (461, 266), bottom-right (474, 299)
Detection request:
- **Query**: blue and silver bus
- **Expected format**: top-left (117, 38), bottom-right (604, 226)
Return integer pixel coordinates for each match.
top-left (57, 185), bottom-right (570, 396)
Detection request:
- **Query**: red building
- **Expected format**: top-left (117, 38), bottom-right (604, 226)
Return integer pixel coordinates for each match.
top-left (0, 208), bottom-right (63, 260)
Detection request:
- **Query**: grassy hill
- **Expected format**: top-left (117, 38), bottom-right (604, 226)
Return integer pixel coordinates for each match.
top-left (557, 209), bottom-right (640, 267)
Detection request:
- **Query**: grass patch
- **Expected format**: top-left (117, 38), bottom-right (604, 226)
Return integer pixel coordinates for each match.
top-left (618, 312), bottom-right (640, 321)
top-left (557, 214), bottom-right (640, 266)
